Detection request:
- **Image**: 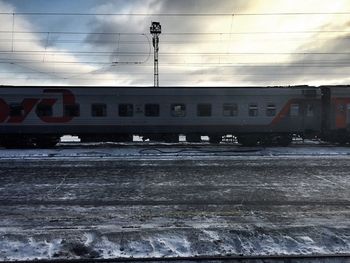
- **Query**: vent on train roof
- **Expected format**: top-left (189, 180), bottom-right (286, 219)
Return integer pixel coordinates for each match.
top-left (302, 89), bottom-right (317, 97)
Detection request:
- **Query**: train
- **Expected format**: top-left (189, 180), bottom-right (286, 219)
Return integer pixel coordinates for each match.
top-left (0, 85), bottom-right (349, 148)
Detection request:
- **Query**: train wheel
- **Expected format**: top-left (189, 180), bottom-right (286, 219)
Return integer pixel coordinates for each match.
top-left (335, 132), bottom-right (349, 145)
top-left (260, 136), bottom-right (273, 146)
top-left (237, 135), bottom-right (259, 147)
top-left (163, 134), bottom-right (179, 143)
top-left (35, 137), bottom-right (59, 148)
top-left (337, 138), bottom-right (348, 145)
top-left (1, 137), bottom-right (34, 149)
top-left (186, 134), bottom-right (201, 143)
top-left (276, 135), bottom-right (292, 147)
top-left (209, 135), bottom-right (222, 144)
top-left (115, 134), bottom-right (133, 142)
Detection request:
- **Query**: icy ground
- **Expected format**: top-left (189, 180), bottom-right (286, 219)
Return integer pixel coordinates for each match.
top-left (1, 141), bottom-right (350, 160)
top-left (0, 144), bottom-right (350, 261)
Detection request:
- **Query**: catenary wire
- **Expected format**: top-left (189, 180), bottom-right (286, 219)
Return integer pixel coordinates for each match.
top-left (1, 12), bottom-right (350, 16)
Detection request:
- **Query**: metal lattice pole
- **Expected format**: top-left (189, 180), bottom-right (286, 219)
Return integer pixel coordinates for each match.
top-left (150, 22), bottom-right (161, 87)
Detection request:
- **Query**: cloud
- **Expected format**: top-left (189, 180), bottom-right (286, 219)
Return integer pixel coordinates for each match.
top-left (83, 0), bottom-right (252, 86)
top-left (1, 0), bottom-right (350, 86)
top-left (230, 15), bottom-right (350, 86)
top-left (0, 0), bottom-right (134, 86)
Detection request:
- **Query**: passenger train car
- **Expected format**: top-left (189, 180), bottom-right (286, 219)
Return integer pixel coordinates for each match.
top-left (0, 85), bottom-right (349, 148)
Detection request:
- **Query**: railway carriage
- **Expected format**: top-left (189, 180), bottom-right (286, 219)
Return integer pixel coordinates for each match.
top-left (0, 85), bottom-right (348, 148)
top-left (321, 86), bottom-right (350, 144)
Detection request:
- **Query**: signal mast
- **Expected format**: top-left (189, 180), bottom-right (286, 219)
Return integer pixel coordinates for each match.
top-left (150, 22), bottom-right (161, 87)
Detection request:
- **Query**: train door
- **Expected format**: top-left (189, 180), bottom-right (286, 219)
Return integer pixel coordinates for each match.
top-left (302, 101), bottom-right (320, 136)
top-left (346, 104), bottom-right (350, 126)
top-left (333, 99), bottom-right (350, 130)
top-left (288, 103), bottom-right (302, 131)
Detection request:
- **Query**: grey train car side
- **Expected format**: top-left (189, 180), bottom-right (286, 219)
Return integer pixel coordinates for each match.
top-left (0, 85), bottom-right (347, 148)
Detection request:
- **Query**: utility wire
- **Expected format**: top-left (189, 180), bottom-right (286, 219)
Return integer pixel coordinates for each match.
top-left (1, 72), bottom-right (349, 80)
top-left (1, 51), bottom-right (350, 55)
top-left (1, 12), bottom-right (350, 16)
top-left (1, 30), bottom-right (350, 35)
top-left (2, 60), bottom-right (350, 67)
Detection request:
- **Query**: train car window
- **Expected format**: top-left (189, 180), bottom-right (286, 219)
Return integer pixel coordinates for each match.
top-left (223, 103), bottom-right (238, 116)
top-left (266, 104), bottom-right (276, 117)
top-left (91, 104), bottom-right (107, 117)
top-left (197, 104), bottom-right (212, 117)
top-left (171, 104), bottom-right (186, 117)
top-left (36, 104), bottom-right (53, 117)
top-left (290, 104), bottom-right (299, 117)
top-left (306, 104), bottom-right (314, 117)
top-left (9, 103), bottom-right (24, 117)
top-left (64, 104), bottom-right (80, 117)
top-left (249, 104), bottom-right (258, 117)
top-left (119, 104), bottom-right (134, 117)
top-left (145, 104), bottom-right (160, 117)
top-left (338, 104), bottom-right (345, 112)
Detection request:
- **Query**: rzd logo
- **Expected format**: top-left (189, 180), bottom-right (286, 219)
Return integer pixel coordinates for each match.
top-left (0, 89), bottom-right (76, 123)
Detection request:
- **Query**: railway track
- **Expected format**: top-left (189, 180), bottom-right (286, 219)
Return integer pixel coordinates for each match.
top-left (57, 141), bottom-right (333, 149)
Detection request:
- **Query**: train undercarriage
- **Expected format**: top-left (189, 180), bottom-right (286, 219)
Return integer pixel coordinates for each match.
top-left (0, 128), bottom-right (349, 149)
top-left (0, 132), bottom-right (331, 148)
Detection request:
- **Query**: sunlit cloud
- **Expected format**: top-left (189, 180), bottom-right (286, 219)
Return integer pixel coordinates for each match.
top-left (0, 0), bottom-right (349, 86)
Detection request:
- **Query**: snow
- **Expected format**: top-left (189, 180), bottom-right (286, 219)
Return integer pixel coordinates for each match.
top-left (0, 238), bottom-right (63, 261)
top-left (2, 227), bottom-right (349, 261)
top-left (1, 143), bottom-right (350, 160)
top-left (60, 135), bottom-right (80, 142)
top-left (1, 143), bottom-right (350, 260)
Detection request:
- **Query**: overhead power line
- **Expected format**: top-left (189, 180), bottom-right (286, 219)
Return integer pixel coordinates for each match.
top-left (2, 51), bottom-right (350, 55)
top-left (0, 74), bottom-right (348, 82)
top-left (2, 59), bottom-right (350, 67)
top-left (0, 12), bottom-right (350, 16)
top-left (0, 70), bottom-right (349, 76)
top-left (1, 30), bottom-right (350, 35)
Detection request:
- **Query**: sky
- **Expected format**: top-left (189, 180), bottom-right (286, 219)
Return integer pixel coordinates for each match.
top-left (0, 0), bottom-right (349, 86)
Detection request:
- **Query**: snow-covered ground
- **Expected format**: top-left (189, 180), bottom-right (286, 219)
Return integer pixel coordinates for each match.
top-left (0, 141), bottom-right (350, 160)
top-left (0, 146), bottom-right (350, 261)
